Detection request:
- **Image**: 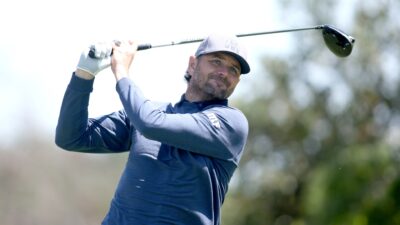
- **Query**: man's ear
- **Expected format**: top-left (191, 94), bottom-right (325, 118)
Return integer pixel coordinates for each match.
top-left (187, 56), bottom-right (197, 74)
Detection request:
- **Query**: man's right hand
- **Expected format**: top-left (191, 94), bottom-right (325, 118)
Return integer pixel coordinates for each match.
top-left (76, 42), bottom-right (113, 77)
top-left (111, 40), bottom-right (138, 81)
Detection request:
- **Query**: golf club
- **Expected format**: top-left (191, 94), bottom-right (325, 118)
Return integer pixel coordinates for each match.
top-left (89, 24), bottom-right (355, 58)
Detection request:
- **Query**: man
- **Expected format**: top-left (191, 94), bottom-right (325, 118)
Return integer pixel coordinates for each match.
top-left (55, 33), bottom-right (251, 225)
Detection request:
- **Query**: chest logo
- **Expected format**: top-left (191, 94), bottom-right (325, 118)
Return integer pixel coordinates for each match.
top-left (206, 113), bottom-right (221, 129)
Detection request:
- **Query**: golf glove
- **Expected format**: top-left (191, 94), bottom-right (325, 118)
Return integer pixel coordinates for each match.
top-left (77, 42), bottom-right (113, 76)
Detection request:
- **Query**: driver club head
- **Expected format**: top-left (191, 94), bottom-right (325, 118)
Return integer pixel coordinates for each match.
top-left (321, 25), bottom-right (355, 57)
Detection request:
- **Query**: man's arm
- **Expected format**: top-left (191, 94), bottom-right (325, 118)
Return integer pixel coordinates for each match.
top-left (55, 72), bottom-right (132, 153)
top-left (116, 78), bottom-right (248, 164)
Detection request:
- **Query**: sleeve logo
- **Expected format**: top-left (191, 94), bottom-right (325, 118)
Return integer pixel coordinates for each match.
top-left (206, 112), bottom-right (221, 129)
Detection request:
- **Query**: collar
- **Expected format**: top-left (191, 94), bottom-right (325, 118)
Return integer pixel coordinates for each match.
top-left (175, 94), bottom-right (228, 111)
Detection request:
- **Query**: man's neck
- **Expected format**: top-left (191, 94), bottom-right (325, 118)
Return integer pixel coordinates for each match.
top-left (184, 90), bottom-right (214, 103)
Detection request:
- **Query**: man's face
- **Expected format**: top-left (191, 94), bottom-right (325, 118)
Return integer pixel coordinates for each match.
top-left (187, 52), bottom-right (241, 101)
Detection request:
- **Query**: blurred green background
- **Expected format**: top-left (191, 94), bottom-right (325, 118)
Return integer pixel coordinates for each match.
top-left (1, 0), bottom-right (400, 224)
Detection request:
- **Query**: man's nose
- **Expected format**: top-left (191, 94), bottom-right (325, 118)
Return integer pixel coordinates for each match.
top-left (216, 65), bottom-right (229, 77)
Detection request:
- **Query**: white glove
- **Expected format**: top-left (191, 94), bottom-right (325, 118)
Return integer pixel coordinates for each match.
top-left (76, 42), bottom-right (113, 76)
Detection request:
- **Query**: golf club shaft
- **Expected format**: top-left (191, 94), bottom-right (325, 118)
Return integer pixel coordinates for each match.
top-left (90, 24), bottom-right (357, 58)
top-left (137, 25), bottom-right (324, 51)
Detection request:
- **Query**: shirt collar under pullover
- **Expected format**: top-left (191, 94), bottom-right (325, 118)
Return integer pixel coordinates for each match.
top-left (174, 94), bottom-right (228, 113)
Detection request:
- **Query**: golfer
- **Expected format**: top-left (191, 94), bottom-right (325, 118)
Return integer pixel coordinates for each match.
top-left (55, 33), bottom-right (251, 225)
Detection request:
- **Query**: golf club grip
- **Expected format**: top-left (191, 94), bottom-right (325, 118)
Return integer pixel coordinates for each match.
top-left (88, 44), bottom-right (152, 58)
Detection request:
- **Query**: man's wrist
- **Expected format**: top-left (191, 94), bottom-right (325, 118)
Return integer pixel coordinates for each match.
top-left (113, 66), bottom-right (129, 81)
top-left (114, 72), bottom-right (128, 81)
top-left (75, 69), bottom-right (95, 80)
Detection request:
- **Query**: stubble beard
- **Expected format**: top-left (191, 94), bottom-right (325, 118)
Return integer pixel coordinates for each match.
top-left (203, 75), bottom-right (231, 100)
top-left (191, 68), bottom-right (230, 100)
top-left (189, 65), bottom-right (235, 101)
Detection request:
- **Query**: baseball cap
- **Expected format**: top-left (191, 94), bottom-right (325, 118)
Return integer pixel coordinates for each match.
top-left (195, 33), bottom-right (251, 74)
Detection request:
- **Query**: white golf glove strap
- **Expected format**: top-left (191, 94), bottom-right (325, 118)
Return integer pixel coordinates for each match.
top-left (77, 42), bottom-right (113, 76)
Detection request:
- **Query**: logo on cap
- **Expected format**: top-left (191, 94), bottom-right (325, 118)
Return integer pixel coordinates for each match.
top-left (225, 39), bottom-right (239, 54)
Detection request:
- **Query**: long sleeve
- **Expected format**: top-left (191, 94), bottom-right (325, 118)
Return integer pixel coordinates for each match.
top-left (55, 73), bottom-right (132, 153)
top-left (116, 77), bottom-right (248, 164)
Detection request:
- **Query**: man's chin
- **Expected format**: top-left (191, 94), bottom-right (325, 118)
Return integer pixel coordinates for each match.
top-left (204, 82), bottom-right (231, 99)
top-left (213, 91), bottom-right (229, 100)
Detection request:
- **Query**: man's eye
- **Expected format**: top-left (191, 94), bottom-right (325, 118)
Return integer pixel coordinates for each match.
top-left (229, 67), bottom-right (240, 76)
top-left (210, 59), bottom-right (222, 65)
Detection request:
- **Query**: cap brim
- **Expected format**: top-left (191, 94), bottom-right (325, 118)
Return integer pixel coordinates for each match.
top-left (198, 50), bottom-right (251, 74)
top-left (224, 52), bottom-right (250, 74)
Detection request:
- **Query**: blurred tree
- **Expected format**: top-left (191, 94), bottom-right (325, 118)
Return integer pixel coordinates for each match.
top-left (302, 144), bottom-right (399, 225)
top-left (0, 132), bottom-right (127, 225)
top-left (223, 0), bottom-right (400, 224)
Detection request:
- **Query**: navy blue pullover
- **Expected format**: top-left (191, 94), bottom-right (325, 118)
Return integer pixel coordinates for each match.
top-left (55, 74), bottom-right (248, 225)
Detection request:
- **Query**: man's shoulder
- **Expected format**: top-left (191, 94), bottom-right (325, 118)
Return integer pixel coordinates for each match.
top-left (204, 104), bottom-right (245, 116)
top-left (203, 104), bottom-right (248, 126)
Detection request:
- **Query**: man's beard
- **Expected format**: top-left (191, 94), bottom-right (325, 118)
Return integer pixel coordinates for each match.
top-left (203, 74), bottom-right (231, 100)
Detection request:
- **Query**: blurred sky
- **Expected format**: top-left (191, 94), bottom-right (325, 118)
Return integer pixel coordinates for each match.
top-left (0, 0), bottom-right (356, 147)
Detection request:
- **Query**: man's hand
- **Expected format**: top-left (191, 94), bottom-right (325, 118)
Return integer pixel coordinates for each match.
top-left (76, 42), bottom-right (113, 77)
top-left (111, 40), bottom-right (138, 81)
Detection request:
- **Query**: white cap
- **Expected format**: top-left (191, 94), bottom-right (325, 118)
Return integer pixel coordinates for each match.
top-left (195, 33), bottom-right (250, 74)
